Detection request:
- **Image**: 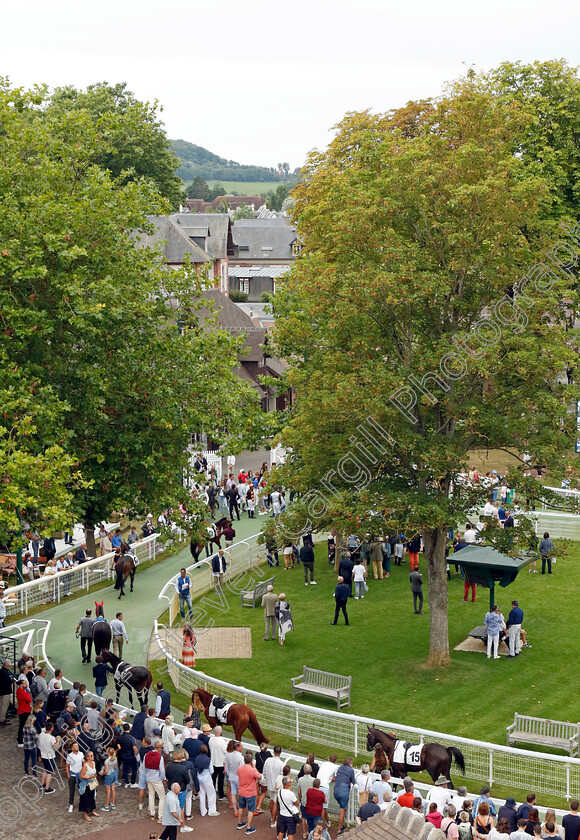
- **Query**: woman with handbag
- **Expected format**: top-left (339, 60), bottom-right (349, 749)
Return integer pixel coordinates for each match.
top-left (78, 750), bottom-right (100, 822)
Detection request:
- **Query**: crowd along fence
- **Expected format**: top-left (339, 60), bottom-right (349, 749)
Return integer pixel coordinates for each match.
top-left (10, 617), bottom-right (570, 825)
top-left (4, 533), bottom-right (159, 617)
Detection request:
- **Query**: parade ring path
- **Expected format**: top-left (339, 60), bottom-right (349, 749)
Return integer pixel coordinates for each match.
top-left (0, 514), bottom-right (264, 840)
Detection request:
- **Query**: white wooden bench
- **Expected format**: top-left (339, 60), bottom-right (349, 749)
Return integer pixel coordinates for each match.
top-left (506, 714), bottom-right (580, 756)
top-left (240, 576), bottom-right (275, 608)
top-left (291, 667), bottom-right (352, 710)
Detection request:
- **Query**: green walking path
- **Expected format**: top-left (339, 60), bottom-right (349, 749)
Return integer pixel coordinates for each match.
top-left (40, 514), bottom-right (263, 690)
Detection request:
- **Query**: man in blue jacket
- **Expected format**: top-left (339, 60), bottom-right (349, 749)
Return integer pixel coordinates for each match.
top-left (331, 577), bottom-right (350, 626)
top-left (506, 600), bottom-right (524, 658)
top-left (176, 569), bottom-right (193, 621)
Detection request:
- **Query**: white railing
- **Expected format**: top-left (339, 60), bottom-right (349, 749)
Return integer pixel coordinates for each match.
top-left (158, 533), bottom-right (265, 624)
top-left (5, 533), bottom-right (159, 616)
top-left (17, 620), bottom-right (572, 820)
top-left (151, 620), bottom-right (580, 801)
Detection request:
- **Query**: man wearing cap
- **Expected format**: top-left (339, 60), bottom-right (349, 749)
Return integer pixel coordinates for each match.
top-left (76, 609), bottom-right (95, 663)
top-left (498, 797), bottom-right (518, 832)
top-left (261, 584), bottom-right (277, 641)
top-left (472, 787), bottom-right (497, 818)
top-left (427, 776), bottom-right (452, 815)
top-left (199, 722), bottom-right (212, 746)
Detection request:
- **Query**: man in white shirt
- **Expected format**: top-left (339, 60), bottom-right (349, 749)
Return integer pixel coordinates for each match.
top-left (371, 769), bottom-right (393, 804)
top-left (65, 742), bottom-right (84, 812)
top-left (263, 745), bottom-right (284, 827)
top-left (209, 725), bottom-right (229, 801)
top-left (483, 500), bottom-right (498, 519)
top-left (55, 553), bottom-right (73, 595)
top-left (317, 755), bottom-right (338, 828)
top-left (38, 722), bottom-right (61, 794)
top-left (48, 669), bottom-right (63, 693)
top-left (427, 775), bottom-right (452, 814)
top-left (463, 524), bottom-right (478, 544)
top-left (110, 612), bottom-right (129, 658)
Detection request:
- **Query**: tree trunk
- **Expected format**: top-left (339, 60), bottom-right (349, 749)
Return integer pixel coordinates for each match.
top-left (85, 523), bottom-right (96, 559)
top-left (334, 530), bottom-right (344, 573)
top-left (423, 526), bottom-right (451, 667)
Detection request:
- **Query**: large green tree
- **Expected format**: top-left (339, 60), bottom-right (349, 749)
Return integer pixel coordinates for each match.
top-left (0, 80), bottom-right (259, 554)
top-left (48, 82), bottom-right (185, 208)
top-left (270, 74), bottom-right (578, 665)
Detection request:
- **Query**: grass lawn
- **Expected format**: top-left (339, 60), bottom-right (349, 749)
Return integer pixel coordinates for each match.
top-left (176, 541), bottom-right (578, 745)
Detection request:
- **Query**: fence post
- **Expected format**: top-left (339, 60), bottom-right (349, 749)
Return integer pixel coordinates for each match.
top-left (567, 762), bottom-right (571, 800)
top-left (296, 708), bottom-right (300, 742)
top-left (24, 590), bottom-right (28, 616)
top-left (354, 719), bottom-right (358, 756)
top-left (488, 749), bottom-right (493, 786)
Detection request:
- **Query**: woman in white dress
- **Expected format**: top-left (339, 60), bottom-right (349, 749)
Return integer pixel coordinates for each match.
top-left (275, 593), bottom-right (294, 646)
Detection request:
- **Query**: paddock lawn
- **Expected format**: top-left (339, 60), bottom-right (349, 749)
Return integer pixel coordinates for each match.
top-left (179, 541), bottom-right (579, 747)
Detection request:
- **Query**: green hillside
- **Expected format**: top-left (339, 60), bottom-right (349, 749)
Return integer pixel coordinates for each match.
top-left (171, 138), bottom-right (291, 183)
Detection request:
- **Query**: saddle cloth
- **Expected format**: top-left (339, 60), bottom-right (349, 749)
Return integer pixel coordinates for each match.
top-left (208, 696), bottom-right (234, 724)
top-left (114, 662), bottom-right (133, 684)
top-left (393, 739), bottom-right (422, 768)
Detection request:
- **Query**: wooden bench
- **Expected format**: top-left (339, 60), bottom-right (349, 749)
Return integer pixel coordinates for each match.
top-left (506, 714), bottom-right (580, 756)
top-left (240, 576), bottom-right (275, 608)
top-left (291, 667), bottom-right (352, 710)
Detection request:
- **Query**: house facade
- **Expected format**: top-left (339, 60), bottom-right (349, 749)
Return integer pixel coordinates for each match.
top-left (229, 218), bottom-right (299, 301)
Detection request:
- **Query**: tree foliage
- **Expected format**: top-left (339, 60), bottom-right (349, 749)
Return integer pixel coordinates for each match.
top-left (270, 72), bottom-right (579, 665)
top-left (0, 79), bottom-right (260, 547)
top-left (49, 82), bottom-right (185, 208)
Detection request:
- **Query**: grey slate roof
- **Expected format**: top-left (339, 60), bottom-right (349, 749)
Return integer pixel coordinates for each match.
top-left (342, 802), bottom-right (443, 840)
top-left (228, 265), bottom-right (290, 279)
top-left (135, 216), bottom-right (211, 264)
top-left (232, 219), bottom-right (298, 260)
top-left (171, 213), bottom-right (234, 260)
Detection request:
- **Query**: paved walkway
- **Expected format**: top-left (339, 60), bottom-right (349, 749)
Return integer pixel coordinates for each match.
top-left (39, 513), bottom-right (262, 690)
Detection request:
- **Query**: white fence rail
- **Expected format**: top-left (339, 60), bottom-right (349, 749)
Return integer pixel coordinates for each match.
top-left (151, 620), bottom-right (580, 801)
top-left (4, 534), bottom-right (159, 616)
top-left (158, 533), bottom-right (265, 624)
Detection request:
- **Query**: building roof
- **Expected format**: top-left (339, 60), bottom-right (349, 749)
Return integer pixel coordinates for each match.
top-left (228, 265), bottom-right (290, 279)
top-left (135, 216), bottom-right (211, 264)
top-left (342, 802), bottom-right (443, 840)
top-left (232, 219), bottom-right (298, 260)
top-left (171, 213), bottom-right (234, 260)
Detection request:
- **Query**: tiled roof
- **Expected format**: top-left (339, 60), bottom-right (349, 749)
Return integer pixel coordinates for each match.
top-left (341, 803), bottom-right (444, 840)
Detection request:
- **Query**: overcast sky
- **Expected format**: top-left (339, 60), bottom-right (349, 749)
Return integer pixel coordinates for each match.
top-left (3, 0), bottom-right (579, 171)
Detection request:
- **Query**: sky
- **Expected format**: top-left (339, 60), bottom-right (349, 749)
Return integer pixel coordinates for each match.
top-left (3, 0), bottom-right (580, 171)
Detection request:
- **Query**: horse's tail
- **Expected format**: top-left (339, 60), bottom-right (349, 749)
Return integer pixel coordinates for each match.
top-left (247, 709), bottom-right (269, 745)
top-left (447, 746), bottom-right (466, 775)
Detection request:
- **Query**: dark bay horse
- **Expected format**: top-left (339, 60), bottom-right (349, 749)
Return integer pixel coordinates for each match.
top-left (367, 726), bottom-right (466, 788)
top-left (190, 517), bottom-right (229, 563)
top-left (92, 601), bottom-right (112, 655)
top-left (191, 687), bottom-right (268, 744)
top-left (113, 553), bottom-right (136, 599)
top-left (101, 649), bottom-right (152, 708)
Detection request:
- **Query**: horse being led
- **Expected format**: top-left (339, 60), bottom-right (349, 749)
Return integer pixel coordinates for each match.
top-left (366, 726), bottom-right (466, 788)
top-left (92, 601), bottom-right (112, 655)
top-left (190, 517), bottom-right (229, 563)
top-left (101, 649), bottom-right (152, 708)
top-left (113, 552), bottom-right (137, 599)
top-left (191, 687), bottom-right (269, 744)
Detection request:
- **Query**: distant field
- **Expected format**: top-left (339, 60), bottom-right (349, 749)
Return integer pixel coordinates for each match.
top-left (205, 180), bottom-right (294, 195)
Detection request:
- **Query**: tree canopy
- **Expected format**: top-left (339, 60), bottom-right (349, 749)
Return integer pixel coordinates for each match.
top-left (0, 79), bottom-right (260, 551)
top-left (270, 68), bottom-right (579, 665)
top-left (49, 82), bottom-right (185, 208)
